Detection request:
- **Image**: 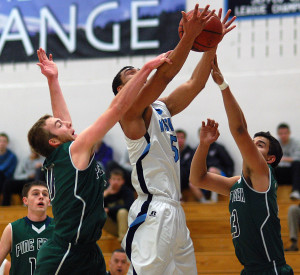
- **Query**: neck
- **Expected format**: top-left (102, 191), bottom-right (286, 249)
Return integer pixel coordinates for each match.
top-left (0, 149), bottom-right (7, 155)
top-left (27, 211), bottom-right (47, 222)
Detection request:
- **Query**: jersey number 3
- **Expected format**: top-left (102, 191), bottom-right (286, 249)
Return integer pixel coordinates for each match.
top-left (230, 209), bottom-right (240, 239)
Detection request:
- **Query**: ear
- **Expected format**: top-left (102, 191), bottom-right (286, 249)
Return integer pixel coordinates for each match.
top-left (117, 85), bottom-right (123, 93)
top-left (23, 197), bottom-right (28, 206)
top-left (266, 155), bottom-right (276, 165)
top-left (49, 138), bottom-right (61, 148)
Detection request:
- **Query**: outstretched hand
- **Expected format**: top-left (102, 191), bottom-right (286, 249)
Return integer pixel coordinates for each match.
top-left (211, 55), bottom-right (224, 85)
top-left (181, 4), bottom-right (216, 40)
top-left (146, 50), bottom-right (173, 70)
top-left (217, 9), bottom-right (237, 40)
top-left (37, 48), bottom-right (58, 79)
top-left (200, 119), bottom-right (220, 145)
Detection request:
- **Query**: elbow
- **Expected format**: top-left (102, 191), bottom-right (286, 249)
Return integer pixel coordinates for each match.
top-left (231, 125), bottom-right (247, 136)
top-left (189, 173), bottom-right (205, 188)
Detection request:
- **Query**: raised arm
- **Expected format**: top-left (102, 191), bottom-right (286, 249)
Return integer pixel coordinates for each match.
top-left (211, 56), bottom-right (270, 191)
top-left (160, 9), bottom-right (236, 116)
top-left (71, 52), bottom-right (173, 169)
top-left (37, 48), bottom-right (71, 122)
top-left (190, 119), bottom-right (237, 196)
top-left (0, 225), bottom-right (12, 267)
top-left (123, 4), bottom-right (215, 118)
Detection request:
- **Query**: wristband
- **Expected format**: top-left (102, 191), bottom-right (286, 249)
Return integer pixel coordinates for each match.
top-left (219, 79), bottom-right (229, 91)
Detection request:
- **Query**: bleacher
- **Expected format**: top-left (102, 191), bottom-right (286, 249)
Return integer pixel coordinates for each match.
top-left (1, 185), bottom-right (299, 274)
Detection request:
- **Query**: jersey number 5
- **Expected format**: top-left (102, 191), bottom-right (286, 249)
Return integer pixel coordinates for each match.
top-left (170, 135), bottom-right (179, 163)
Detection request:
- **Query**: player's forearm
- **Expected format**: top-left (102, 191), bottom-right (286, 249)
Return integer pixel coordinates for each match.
top-left (221, 86), bottom-right (247, 136)
top-left (155, 32), bottom-right (195, 81)
top-left (190, 142), bottom-right (210, 187)
top-left (190, 48), bottom-right (217, 88)
top-left (47, 77), bottom-right (72, 122)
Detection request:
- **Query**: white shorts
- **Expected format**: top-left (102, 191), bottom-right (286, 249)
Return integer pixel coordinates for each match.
top-left (122, 195), bottom-right (197, 275)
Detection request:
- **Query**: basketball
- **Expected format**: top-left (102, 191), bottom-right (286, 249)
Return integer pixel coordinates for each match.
top-left (178, 9), bottom-right (223, 52)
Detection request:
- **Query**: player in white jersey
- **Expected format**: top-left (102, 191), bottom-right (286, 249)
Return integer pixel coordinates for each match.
top-left (112, 6), bottom-right (236, 274)
top-left (126, 101), bottom-right (181, 200)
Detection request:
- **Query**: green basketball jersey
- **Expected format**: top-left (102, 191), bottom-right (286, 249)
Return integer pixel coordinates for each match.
top-left (43, 141), bottom-right (107, 245)
top-left (229, 166), bottom-right (286, 271)
top-left (10, 216), bottom-right (54, 275)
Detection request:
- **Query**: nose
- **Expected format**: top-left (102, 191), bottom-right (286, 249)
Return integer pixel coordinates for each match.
top-left (63, 121), bottom-right (72, 128)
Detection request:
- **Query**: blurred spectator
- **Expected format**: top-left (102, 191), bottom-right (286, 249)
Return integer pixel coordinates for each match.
top-left (94, 140), bottom-right (114, 171)
top-left (275, 123), bottom-right (300, 200)
top-left (106, 248), bottom-right (129, 275)
top-left (106, 149), bottom-right (133, 190)
top-left (175, 129), bottom-right (195, 197)
top-left (285, 204), bottom-right (300, 251)
top-left (190, 127), bottom-right (234, 202)
top-left (1, 149), bottom-right (44, 206)
top-left (0, 133), bottom-right (17, 198)
top-left (103, 169), bottom-right (134, 242)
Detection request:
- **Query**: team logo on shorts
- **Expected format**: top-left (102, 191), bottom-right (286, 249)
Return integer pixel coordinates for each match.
top-left (149, 210), bottom-right (157, 217)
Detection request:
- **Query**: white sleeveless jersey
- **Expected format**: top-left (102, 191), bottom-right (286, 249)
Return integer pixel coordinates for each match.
top-left (125, 101), bottom-right (181, 201)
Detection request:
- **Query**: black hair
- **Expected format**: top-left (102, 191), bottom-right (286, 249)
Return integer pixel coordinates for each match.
top-left (254, 131), bottom-right (283, 168)
top-left (112, 66), bottom-right (134, 95)
top-left (22, 180), bottom-right (48, 198)
top-left (277, 123), bottom-right (290, 131)
top-left (0, 132), bottom-right (9, 142)
top-left (109, 168), bottom-right (125, 179)
top-left (175, 129), bottom-right (187, 138)
top-left (112, 248), bottom-right (126, 254)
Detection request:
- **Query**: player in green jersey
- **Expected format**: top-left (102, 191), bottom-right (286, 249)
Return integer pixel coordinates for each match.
top-left (0, 181), bottom-right (54, 275)
top-left (190, 56), bottom-right (294, 274)
top-left (27, 48), bottom-right (172, 274)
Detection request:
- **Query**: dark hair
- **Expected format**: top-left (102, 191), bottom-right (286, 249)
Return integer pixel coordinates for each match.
top-left (0, 132), bottom-right (9, 142)
top-left (28, 114), bottom-right (57, 158)
top-left (254, 131), bottom-right (283, 168)
top-left (112, 66), bottom-right (134, 95)
top-left (277, 123), bottom-right (290, 131)
top-left (175, 129), bottom-right (187, 138)
top-left (109, 168), bottom-right (125, 179)
top-left (22, 180), bottom-right (48, 198)
top-left (112, 248), bottom-right (126, 255)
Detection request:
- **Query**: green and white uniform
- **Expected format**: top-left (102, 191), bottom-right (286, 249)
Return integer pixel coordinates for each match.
top-left (35, 141), bottom-right (107, 275)
top-left (10, 216), bottom-right (54, 275)
top-left (229, 166), bottom-right (293, 274)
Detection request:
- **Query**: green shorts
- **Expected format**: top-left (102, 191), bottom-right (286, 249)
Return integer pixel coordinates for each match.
top-left (34, 239), bottom-right (106, 275)
top-left (241, 264), bottom-right (293, 275)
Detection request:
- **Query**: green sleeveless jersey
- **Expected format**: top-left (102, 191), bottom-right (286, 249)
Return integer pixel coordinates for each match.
top-left (10, 216), bottom-right (54, 275)
top-left (229, 166), bottom-right (286, 271)
top-left (43, 141), bottom-right (107, 245)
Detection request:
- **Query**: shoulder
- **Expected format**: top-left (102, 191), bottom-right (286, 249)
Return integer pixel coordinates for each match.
top-left (10, 217), bottom-right (25, 227)
top-left (6, 149), bottom-right (17, 159)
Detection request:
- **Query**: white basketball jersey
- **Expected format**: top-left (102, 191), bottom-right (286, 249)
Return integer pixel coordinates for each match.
top-left (125, 101), bottom-right (181, 201)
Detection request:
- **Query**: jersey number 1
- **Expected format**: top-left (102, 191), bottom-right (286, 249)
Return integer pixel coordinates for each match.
top-left (29, 257), bottom-right (36, 275)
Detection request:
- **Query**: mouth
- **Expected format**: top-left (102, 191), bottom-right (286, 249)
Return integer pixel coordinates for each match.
top-left (37, 202), bottom-right (44, 207)
top-left (72, 130), bottom-right (77, 139)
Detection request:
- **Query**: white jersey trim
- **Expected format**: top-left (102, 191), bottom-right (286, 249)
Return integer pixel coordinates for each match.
top-left (241, 168), bottom-right (272, 194)
top-left (69, 141), bottom-right (95, 171)
top-left (74, 169), bottom-right (86, 244)
top-left (55, 243), bottom-right (71, 275)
